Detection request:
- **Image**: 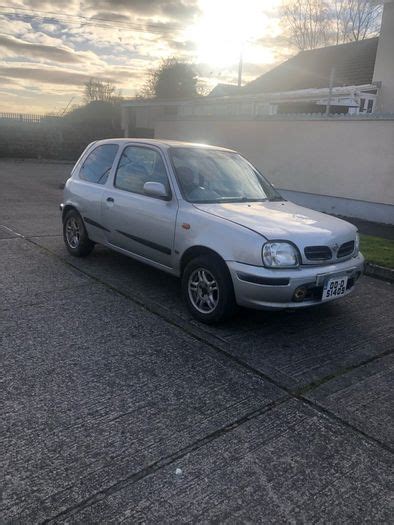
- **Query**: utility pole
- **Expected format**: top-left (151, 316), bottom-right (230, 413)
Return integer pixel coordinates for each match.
top-left (325, 67), bottom-right (336, 116)
top-left (59, 96), bottom-right (75, 117)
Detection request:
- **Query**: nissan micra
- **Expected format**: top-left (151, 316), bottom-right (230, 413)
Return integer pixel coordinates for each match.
top-left (61, 139), bottom-right (364, 323)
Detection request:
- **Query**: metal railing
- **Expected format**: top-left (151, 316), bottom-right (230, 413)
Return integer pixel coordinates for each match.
top-left (0, 112), bottom-right (59, 123)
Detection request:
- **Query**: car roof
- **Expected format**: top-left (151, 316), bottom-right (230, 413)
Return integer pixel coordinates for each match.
top-left (90, 138), bottom-right (236, 153)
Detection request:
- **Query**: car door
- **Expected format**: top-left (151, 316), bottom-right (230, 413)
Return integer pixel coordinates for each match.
top-left (101, 144), bottom-right (178, 268)
top-left (72, 143), bottom-right (119, 243)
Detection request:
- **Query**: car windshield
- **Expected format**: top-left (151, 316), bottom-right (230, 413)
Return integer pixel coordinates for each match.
top-left (169, 147), bottom-right (284, 204)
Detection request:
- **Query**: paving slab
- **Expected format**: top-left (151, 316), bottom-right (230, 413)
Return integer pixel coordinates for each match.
top-left (307, 353), bottom-right (394, 449)
top-left (0, 159), bottom-right (68, 236)
top-left (33, 235), bottom-right (394, 391)
top-left (31, 236), bottom-right (184, 311)
top-left (56, 400), bottom-right (393, 524)
top-left (0, 237), bottom-right (90, 310)
top-left (0, 225), bottom-right (18, 239)
top-left (1, 283), bottom-right (284, 522)
top-left (222, 276), bottom-right (394, 389)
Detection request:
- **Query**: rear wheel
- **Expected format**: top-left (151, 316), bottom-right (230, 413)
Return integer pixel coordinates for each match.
top-left (182, 254), bottom-right (236, 324)
top-left (63, 209), bottom-right (94, 257)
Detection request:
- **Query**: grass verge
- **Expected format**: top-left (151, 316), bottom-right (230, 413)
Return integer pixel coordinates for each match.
top-left (360, 234), bottom-right (394, 269)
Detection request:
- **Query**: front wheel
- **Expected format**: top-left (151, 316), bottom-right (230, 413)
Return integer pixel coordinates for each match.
top-left (63, 209), bottom-right (94, 257)
top-left (182, 255), bottom-right (236, 324)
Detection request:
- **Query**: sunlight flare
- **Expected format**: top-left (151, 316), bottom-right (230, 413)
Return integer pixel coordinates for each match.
top-left (188, 0), bottom-right (278, 67)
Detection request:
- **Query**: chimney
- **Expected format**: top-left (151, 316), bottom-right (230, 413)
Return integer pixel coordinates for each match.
top-left (373, 0), bottom-right (394, 113)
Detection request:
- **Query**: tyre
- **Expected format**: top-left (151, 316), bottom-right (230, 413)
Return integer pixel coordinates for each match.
top-left (63, 209), bottom-right (94, 257)
top-left (182, 254), bottom-right (236, 324)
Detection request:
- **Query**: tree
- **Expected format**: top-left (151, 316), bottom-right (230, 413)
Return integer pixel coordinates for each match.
top-left (138, 58), bottom-right (200, 99)
top-left (333, 0), bottom-right (382, 43)
top-left (84, 78), bottom-right (122, 103)
top-left (281, 0), bottom-right (383, 50)
top-left (65, 100), bottom-right (121, 125)
top-left (281, 0), bottom-right (329, 51)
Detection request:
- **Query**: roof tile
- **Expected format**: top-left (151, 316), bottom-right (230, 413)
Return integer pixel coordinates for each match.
top-left (243, 38), bottom-right (378, 94)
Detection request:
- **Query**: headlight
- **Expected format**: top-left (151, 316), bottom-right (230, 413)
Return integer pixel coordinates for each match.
top-left (354, 232), bottom-right (360, 257)
top-left (262, 242), bottom-right (299, 268)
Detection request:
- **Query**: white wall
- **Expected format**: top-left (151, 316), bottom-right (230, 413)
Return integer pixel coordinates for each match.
top-left (155, 117), bottom-right (394, 223)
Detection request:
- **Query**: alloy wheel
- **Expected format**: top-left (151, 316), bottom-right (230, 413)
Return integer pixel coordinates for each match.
top-left (188, 267), bottom-right (219, 314)
top-left (65, 217), bottom-right (80, 249)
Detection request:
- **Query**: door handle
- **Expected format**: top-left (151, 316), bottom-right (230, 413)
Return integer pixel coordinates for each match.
top-left (106, 197), bottom-right (114, 203)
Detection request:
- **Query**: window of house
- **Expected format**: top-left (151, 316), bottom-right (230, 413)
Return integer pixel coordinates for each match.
top-left (367, 99), bottom-right (374, 113)
top-left (359, 96), bottom-right (375, 114)
top-left (80, 144), bottom-right (118, 184)
top-left (115, 146), bottom-right (169, 196)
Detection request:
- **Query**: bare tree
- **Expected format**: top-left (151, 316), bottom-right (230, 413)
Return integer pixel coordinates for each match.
top-left (282, 0), bottom-right (383, 50)
top-left (343, 0), bottom-right (382, 41)
top-left (333, 0), bottom-right (352, 43)
top-left (281, 0), bottom-right (329, 50)
top-left (84, 78), bottom-right (122, 103)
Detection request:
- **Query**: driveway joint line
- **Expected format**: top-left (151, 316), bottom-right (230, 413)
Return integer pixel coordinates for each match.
top-left (293, 348), bottom-right (394, 397)
top-left (42, 397), bottom-right (289, 523)
top-left (298, 396), bottom-right (394, 455)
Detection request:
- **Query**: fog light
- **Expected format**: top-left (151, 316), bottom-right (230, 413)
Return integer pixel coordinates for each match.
top-left (293, 286), bottom-right (307, 302)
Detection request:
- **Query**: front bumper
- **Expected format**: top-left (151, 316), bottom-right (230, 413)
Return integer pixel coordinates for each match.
top-left (227, 253), bottom-right (364, 310)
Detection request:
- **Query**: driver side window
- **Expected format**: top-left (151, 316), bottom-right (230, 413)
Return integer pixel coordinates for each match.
top-left (114, 146), bottom-right (169, 196)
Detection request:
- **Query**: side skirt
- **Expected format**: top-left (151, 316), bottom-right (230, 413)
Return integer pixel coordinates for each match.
top-left (105, 241), bottom-right (179, 277)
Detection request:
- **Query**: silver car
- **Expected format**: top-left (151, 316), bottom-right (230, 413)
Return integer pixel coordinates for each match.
top-left (61, 138), bottom-right (364, 323)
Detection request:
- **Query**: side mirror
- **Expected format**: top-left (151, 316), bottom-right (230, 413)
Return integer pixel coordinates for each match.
top-left (143, 181), bottom-right (169, 199)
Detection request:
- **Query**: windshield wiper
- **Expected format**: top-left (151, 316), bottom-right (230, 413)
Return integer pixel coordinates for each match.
top-left (217, 196), bottom-right (268, 203)
top-left (269, 196), bottom-right (286, 202)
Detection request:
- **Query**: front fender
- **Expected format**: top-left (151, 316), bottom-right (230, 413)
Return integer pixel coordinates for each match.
top-left (175, 204), bottom-right (265, 270)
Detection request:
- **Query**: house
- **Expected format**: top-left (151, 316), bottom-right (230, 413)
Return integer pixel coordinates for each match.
top-left (240, 38), bottom-right (379, 115)
top-left (208, 83), bottom-right (240, 97)
top-left (122, 1), bottom-right (394, 134)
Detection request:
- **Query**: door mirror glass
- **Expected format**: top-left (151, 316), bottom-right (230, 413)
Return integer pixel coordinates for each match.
top-left (143, 181), bottom-right (169, 199)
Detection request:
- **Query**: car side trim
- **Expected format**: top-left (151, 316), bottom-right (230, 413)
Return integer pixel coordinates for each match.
top-left (236, 272), bottom-right (290, 286)
top-left (117, 230), bottom-right (172, 255)
top-left (84, 216), bottom-right (110, 232)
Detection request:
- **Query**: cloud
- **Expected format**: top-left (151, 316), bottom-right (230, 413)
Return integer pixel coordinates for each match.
top-left (0, 0), bottom-right (287, 112)
top-left (84, 0), bottom-right (200, 20)
top-left (0, 65), bottom-right (105, 85)
top-left (0, 75), bottom-right (18, 85)
top-left (5, 0), bottom-right (79, 12)
top-left (0, 62), bottom-right (146, 88)
top-left (0, 34), bottom-right (84, 63)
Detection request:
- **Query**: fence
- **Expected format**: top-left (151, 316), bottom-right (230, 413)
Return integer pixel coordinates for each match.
top-left (0, 113), bottom-right (122, 160)
top-left (0, 112), bottom-right (60, 124)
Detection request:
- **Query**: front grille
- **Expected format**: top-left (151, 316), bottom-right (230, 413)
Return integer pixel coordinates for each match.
top-left (304, 245), bottom-right (332, 261)
top-left (337, 241), bottom-right (355, 258)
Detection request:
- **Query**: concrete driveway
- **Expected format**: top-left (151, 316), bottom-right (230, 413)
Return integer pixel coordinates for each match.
top-left (1, 159), bottom-right (393, 523)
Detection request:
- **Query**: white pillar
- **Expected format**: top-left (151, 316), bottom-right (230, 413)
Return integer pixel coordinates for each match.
top-left (373, 0), bottom-right (394, 113)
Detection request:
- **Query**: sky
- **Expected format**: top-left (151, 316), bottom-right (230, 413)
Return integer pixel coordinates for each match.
top-left (0, 0), bottom-right (291, 114)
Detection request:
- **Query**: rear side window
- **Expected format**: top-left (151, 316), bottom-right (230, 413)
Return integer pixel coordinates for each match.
top-left (79, 144), bottom-right (118, 184)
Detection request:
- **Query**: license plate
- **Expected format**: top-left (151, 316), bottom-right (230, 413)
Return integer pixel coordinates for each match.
top-left (322, 276), bottom-right (348, 302)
